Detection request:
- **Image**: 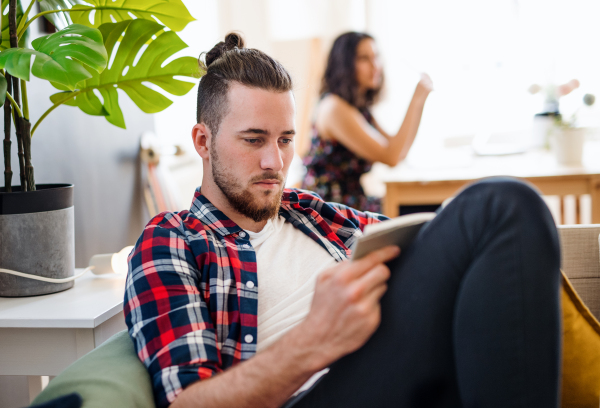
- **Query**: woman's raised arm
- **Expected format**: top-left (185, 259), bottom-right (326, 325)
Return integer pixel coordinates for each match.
top-left (317, 74), bottom-right (433, 167)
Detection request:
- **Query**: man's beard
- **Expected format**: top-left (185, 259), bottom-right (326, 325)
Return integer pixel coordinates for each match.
top-left (211, 145), bottom-right (284, 223)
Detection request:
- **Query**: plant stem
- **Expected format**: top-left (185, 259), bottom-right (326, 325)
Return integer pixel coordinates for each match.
top-left (20, 117), bottom-right (34, 190)
top-left (3, 74), bottom-right (12, 192)
top-left (13, 105), bottom-right (25, 190)
top-left (9, 0), bottom-right (26, 191)
top-left (20, 79), bottom-right (29, 120)
top-left (5, 92), bottom-right (23, 118)
top-left (31, 90), bottom-right (81, 136)
top-left (13, 98), bottom-right (25, 190)
top-left (9, 0), bottom-right (19, 50)
top-left (10, 76), bottom-right (21, 117)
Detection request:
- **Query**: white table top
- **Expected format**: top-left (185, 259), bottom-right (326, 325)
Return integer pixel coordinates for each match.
top-left (379, 140), bottom-right (600, 183)
top-left (0, 269), bottom-right (126, 329)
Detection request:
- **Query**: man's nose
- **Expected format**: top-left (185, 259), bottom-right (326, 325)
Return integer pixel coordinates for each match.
top-left (260, 141), bottom-right (284, 171)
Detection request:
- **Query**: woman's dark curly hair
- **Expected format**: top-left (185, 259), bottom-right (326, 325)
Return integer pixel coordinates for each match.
top-left (321, 32), bottom-right (384, 109)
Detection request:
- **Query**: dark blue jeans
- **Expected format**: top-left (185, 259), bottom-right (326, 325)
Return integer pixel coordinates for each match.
top-left (286, 178), bottom-right (561, 408)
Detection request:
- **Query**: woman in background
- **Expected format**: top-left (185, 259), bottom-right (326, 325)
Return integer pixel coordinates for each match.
top-left (302, 32), bottom-right (433, 212)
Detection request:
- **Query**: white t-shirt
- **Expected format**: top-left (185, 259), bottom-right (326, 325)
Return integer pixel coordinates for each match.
top-left (245, 215), bottom-right (337, 393)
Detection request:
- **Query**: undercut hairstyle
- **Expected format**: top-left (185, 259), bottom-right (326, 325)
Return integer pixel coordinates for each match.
top-left (196, 33), bottom-right (293, 135)
top-left (321, 32), bottom-right (384, 109)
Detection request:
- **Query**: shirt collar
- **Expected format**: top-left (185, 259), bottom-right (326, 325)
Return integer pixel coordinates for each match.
top-left (189, 187), bottom-right (301, 237)
top-left (189, 187), bottom-right (244, 237)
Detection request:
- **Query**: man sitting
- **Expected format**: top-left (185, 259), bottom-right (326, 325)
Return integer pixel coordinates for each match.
top-left (124, 33), bottom-right (561, 408)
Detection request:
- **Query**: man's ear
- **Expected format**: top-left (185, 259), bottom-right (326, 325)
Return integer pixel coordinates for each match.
top-left (192, 123), bottom-right (211, 160)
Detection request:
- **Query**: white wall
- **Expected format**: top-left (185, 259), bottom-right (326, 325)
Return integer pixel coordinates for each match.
top-left (367, 0), bottom-right (600, 146)
top-left (153, 0), bottom-right (221, 154)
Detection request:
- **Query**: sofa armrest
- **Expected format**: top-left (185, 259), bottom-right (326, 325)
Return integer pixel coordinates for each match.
top-left (30, 330), bottom-right (154, 408)
top-left (558, 224), bottom-right (600, 321)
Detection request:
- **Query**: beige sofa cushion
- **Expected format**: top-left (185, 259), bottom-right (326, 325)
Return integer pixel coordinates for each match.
top-left (558, 225), bottom-right (600, 321)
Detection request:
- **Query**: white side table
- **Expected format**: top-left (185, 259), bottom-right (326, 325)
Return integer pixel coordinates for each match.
top-left (0, 270), bottom-right (127, 403)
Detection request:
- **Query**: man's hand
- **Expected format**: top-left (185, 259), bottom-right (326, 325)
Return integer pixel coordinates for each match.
top-left (292, 245), bottom-right (400, 371)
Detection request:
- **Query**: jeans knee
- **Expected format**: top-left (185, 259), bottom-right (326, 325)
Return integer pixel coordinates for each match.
top-left (461, 177), bottom-right (543, 210)
top-left (453, 177), bottom-right (560, 260)
top-left (454, 177), bottom-right (555, 230)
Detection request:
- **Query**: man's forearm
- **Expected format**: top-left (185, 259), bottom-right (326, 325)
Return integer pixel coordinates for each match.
top-left (171, 322), bottom-right (324, 408)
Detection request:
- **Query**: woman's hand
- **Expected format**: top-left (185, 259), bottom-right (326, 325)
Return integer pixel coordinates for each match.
top-left (416, 73), bottom-right (434, 98)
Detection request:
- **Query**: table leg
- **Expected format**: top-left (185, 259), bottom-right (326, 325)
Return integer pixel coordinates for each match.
top-left (75, 329), bottom-right (95, 359)
top-left (383, 185), bottom-right (400, 218)
top-left (28, 376), bottom-right (43, 402)
top-left (591, 176), bottom-right (600, 224)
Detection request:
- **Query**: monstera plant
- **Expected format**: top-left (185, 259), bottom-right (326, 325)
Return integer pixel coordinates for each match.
top-left (0, 0), bottom-right (201, 192)
top-left (0, 0), bottom-right (202, 297)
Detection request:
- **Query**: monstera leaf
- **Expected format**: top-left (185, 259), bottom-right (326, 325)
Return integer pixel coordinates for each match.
top-left (1, 0), bottom-right (28, 50)
top-left (0, 24), bottom-right (107, 90)
top-left (38, 0), bottom-right (194, 32)
top-left (49, 19), bottom-right (201, 129)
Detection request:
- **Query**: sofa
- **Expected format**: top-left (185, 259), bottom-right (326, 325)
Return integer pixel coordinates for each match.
top-left (30, 225), bottom-right (600, 408)
top-left (558, 225), bottom-right (600, 320)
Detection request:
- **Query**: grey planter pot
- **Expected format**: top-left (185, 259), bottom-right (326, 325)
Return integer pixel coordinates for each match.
top-left (0, 184), bottom-right (75, 297)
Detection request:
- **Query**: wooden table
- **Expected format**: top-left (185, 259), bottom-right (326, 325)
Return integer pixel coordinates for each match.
top-left (381, 141), bottom-right (600, 223)
top-left (0, 270), bottom-right (127, 403)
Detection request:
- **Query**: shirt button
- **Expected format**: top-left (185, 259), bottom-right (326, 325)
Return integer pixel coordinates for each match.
top-left (244, 334), bottom-right (254, 343)
top-left (239, 231), bottom-right (246, 238)
top-left (246, 281), bottom-right (255, 289)
top-left (242, 244), bottom-right (250, 249)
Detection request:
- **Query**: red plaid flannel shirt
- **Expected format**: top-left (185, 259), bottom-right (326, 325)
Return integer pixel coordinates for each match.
top-left (124, 187), bottom-right (386, 407)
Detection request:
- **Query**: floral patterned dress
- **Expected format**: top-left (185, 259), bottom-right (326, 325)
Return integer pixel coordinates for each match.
top-left (301, 108), bottom-right (381, 213)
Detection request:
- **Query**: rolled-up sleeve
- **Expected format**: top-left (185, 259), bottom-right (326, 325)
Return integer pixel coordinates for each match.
top-left (124, 212), bottom-right (221, 407)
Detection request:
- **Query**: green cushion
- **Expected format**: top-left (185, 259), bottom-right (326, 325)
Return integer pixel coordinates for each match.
top-left (30, 330), bottom-right (155, 408)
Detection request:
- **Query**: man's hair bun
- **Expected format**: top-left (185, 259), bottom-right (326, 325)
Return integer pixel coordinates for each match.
top-left (205, 33), bottom-right (245, 67)
top-left (197, 33), bottom-right (292, 135)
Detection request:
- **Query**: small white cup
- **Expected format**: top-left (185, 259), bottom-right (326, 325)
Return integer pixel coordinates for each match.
top-left (550, 127), bottom-right (586, 166)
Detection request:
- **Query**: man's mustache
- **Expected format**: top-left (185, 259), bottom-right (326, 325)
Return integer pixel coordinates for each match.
top-left (250, 172), bottom-right (284, 183)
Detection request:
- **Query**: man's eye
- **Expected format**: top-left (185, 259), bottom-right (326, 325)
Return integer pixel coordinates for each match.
top-left (246, 139), bottom-right (260, 144)
top-left (281, 138), bottom-right (293, 145)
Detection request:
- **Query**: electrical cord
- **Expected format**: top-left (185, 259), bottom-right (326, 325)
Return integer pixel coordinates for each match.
top-left (0, 266), bottom-right (95, 283)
